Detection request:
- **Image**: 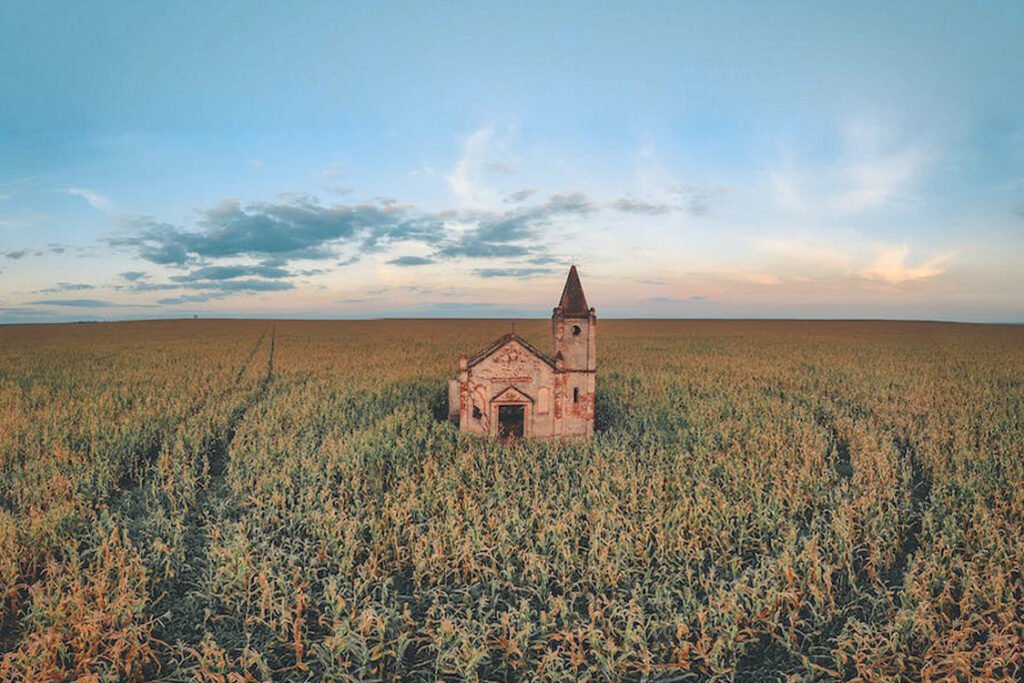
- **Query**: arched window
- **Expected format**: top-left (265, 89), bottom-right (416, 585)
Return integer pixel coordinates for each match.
top-left (573, 387), bottom-right (580, 403)
top-left (571, 324), bottom-right (581, 336)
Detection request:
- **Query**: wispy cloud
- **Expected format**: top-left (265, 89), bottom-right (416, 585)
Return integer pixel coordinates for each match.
top-left (484, 160), bottom-right (515, 174)
top-left (608, 198), bottom-right (673, 215)
top-left (0, 307), bottom-right (50, 322)
top-left (505, 188), bottom-right (537, 204)
top-left (0, 175), bottom-right (42, 201)
top-left (608, 188), bottom-right (729, 217)
top-left (670, 185), bottom-right (731, 216)
top-left (751, 233), bottom-right (955, 288)
top-left (320, 164), bottom-right (343, 177)
top-left (35, 282), bottom-right (95, 293)
top-left (756, 236), bottom-right (853, 272)
top-left (450, 125), bottom-right (493, 205)
top-left (388, 255), bottom-right (434, 266)
top-left (768, 167), bottom-right (806, 213)
top-left (126, 278), bottom-right (294, 294)
top-left (170, 263), bottom-right (292, 282)
top-left (407, 162), bottom-right (436, 178)
top-left (436, 193), bottom-right (594, 259)
top-left (64, 188), bottom-right (113, 210)
top-left (834, 147), bottom-right (930, 212)
top-left (153, 279), bottom-right (294, 305)
top-left (768, 119), bottom-right (934, 216)
top-left (156, 293), bottom-right (223, 305)
top-left (447, 126), bottom-right (497, 208)
top-left (28, 298), bottom-right (117, 307)
top-left (859, 244), bottom-right (952, 284)
top-left (648, 295), bottom-right (708, 303)
top-left (474, 267), bottom-right (553, 278)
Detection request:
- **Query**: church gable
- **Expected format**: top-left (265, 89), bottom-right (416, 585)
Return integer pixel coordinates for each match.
top-left (469, 337), bottom-right (555, 387)
top-left (467, 333), bottom-right (554, 370)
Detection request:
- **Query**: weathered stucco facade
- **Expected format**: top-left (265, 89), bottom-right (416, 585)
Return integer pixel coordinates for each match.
top-left (448, 266), bottom-right (596, 439)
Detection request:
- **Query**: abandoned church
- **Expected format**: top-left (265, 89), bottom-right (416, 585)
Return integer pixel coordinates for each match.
top-left (448, 266), bottom-right (596, 439)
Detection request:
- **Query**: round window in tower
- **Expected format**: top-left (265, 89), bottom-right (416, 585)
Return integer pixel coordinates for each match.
top-left (571, 325), bottom-right (582, 336)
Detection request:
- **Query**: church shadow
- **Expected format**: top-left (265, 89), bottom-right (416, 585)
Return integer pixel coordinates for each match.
top-left (429, 383), bottom-right (451, 424)
top-left (593, 372), bottom-right (626, 434)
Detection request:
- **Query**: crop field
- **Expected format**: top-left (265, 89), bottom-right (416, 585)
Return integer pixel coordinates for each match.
top-left (0, 318), bottom-right (1022, 681)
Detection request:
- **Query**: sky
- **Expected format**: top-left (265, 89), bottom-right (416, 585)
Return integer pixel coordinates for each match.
top-left (1, 1), bottom-right (1023, 323)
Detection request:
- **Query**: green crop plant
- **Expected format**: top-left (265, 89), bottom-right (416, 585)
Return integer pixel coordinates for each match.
top-left (0, 319), bottom-right (1021, 681)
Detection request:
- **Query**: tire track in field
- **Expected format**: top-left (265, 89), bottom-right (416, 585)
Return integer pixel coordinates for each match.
top-left (157, 325), bottom-right (277, 650)
top-left (235, 325), bottom-right (270, 384)
top-left (779, 386), bottom-right (936, 678)
top-left (883, 436), bottom-right (932, 591)
top-left (111, 325), bottom-right (270, 494)
top-left (263, 324), bottom-right (275, 386)
top-left (213, 324), bottom-right (275, 475)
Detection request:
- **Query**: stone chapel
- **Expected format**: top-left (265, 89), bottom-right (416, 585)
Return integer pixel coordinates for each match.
top-left (448, 266), bottom-right (596, 439)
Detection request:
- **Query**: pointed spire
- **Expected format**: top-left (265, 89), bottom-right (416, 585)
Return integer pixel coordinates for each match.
top-left (557, 265), bottom-right (590, 316)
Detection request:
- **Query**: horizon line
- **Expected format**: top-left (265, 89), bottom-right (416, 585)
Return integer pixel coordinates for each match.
top-left (3, 316), bottom-right (1023, 328)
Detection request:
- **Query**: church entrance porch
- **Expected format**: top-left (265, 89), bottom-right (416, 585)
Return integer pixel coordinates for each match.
top-left (497, 404), bottom-right (526, 440)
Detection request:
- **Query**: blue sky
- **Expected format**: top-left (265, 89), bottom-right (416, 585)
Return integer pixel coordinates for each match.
top-left (2, 1), bottom-right (1023, 322)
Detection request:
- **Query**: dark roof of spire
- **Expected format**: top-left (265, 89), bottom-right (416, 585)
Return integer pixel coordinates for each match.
top-left (557, 265), bottom-right (590, 315)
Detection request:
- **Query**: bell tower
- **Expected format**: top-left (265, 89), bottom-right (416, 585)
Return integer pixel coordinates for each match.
top-left (552, 265), bottom-right (596, 436)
